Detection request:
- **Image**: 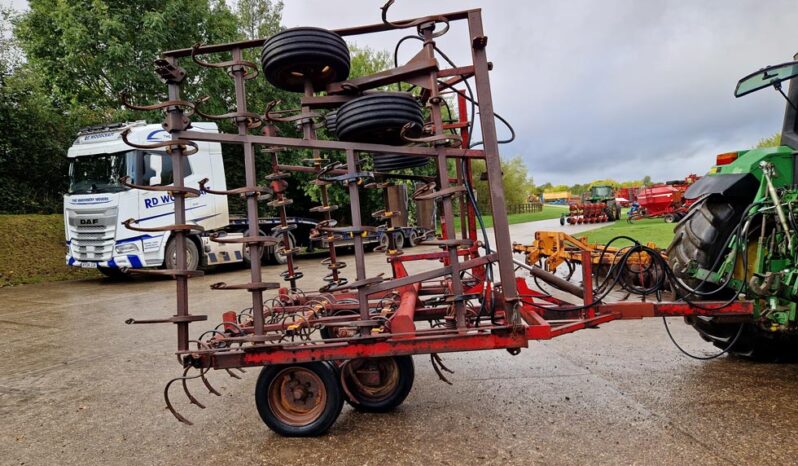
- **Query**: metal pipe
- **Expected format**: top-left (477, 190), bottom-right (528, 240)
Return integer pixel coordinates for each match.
top-left (513, 259), bottom-right (584, 299)
top-left (760, 161), bottom-right (793, 251)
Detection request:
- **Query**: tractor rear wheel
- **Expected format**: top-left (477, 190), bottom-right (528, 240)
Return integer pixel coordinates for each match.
top-left (666, 196), bottom-right (795, 360)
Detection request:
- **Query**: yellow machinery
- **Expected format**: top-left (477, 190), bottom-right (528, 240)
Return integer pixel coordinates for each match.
top-left (512, 231), bottom-right (664, 273)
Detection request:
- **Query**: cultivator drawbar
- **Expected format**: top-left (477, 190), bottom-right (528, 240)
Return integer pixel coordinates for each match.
top-left (122, 2), bottom-right (754, 436)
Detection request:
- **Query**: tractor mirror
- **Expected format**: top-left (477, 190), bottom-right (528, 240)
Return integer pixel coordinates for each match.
top-left (735, 61), bottom-right (798, 97)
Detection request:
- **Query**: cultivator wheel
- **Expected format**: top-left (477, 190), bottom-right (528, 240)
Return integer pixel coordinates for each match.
top-left (336, 92), bottom-right (424, 146)
top-left (324, 110), bottom-right (338, 135)
top-left (340, 356), bottom-right (414, 412)
top-left (260, 27), bottom-right (351, 92)
top-left (255, 362), bottom-right (344, 437)
top-left (372, 152), bottom-right (430, 172)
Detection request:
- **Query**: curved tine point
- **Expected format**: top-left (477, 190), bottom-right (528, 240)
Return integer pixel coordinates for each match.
top-left (225, 369), bottom-right (242, 380)
top-left (200, 371), bottom-right (222, 397)
top-left (164, 377), bottom-right (194, 425)
top-left (432, 353), bottom-right (454, 374)
top-left (235, 368), bottom-right (246, 374)
top-left (181, 367), bottom-right (206, 409)
top-left (430, 353), bottom-right (453, 385)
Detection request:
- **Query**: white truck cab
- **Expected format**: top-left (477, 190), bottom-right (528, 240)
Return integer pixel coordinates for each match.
top-left (64, 121), bottom-right (232, 274)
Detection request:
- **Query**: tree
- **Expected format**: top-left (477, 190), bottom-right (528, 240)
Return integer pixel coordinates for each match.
top-left (15, 0), bottom-right (241, 113)
top-left (234, 0), bottom-right (283, 40)
top-left (473, 156), bottom-right (535, 208)
top-left (641, 175), bottom-right (652, 186)
top-left (756, 132), bottom-right (782, 148)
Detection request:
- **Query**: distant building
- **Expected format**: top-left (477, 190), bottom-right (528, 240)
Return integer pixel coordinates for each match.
top-left (542, 191), bottom-right (570, 204)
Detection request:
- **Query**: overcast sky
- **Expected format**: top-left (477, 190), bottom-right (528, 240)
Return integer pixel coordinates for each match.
top-left (6, 0), bottom-right (798, 185)
top-left (282, 0), bottom-right (798, 185)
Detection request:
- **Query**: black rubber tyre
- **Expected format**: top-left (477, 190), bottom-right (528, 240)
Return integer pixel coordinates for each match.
top-left (667, 197), bottom-right (744, 290)
top-left (261, 27), bottom-right (350, 92)
top-left (163, 237), bottom-right (200, 272)
top-left (666, 196), bottom-right (793, 359)
top-left (325, 110), bottom-right (338, 136)
top-left (336, 92), bottom-right (424, 145)
top-left (242, 229), bottom-right (267, 267)
top-left (373, 153), bottom-right (430, 172)
top-left (270, 233), bottom-right (296, 265)
top-left (559, 215), bottom-right (565, 226)
top-left (407, 230), bottom-right (420, 247)
top-left (341, 356), bottom-right (414, 412)
top-left (255, 362), bottom-right (344, 437)
top-left (394, 231), bottom-right (405, 250)
top-left (664, 213), bottom-right (676, 223)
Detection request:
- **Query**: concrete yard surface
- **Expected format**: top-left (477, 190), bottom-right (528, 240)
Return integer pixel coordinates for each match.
top-left (3, 219), bottom-right (798, 465)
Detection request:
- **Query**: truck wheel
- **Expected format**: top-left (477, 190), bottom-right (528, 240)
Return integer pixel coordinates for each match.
top-left (242, 229), bottom-right (267, 267)
top-left (408, 230), bottom-right (420, 247)
top-left (255, 362), bottom-right (343, 437)
top-left (666, 196), bottom-right (790, 359)
top-left (335, 92), bottom-right (424, 146)
top-left (164, 237), bottom-right (199, 272)
top-left (260, 27), bottom-right (350, 92)
top-left (340, 356), bottom-right (414, 412)
top-left (272, 233), bottom-right (296, 265)
top-left (559, 215), bottom-right (565, 226)
top-left (664, 213), bottom-right (676, 223)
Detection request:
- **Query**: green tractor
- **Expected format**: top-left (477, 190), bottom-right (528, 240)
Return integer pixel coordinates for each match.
top-left (668, 53), bottom-right (798, 359)
top-left (559, 185), bottom-right (622, 225)
top-left (587, 184), bottom-right (622, 220)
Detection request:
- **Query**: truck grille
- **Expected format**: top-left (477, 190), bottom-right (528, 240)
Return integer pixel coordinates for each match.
top-left (68, 208), bottom-right (118, 262)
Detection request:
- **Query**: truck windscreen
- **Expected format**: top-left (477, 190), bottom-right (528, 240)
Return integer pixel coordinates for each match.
top-left (68, 151), bottom-right (135, 194)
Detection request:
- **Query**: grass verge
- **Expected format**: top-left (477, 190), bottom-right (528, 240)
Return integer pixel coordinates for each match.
top-left (0, 214), bottom-right (100, 287)
top-left (453, 204), bottom-right (568, 230)
top-left (582, 218), bottom-right (676, 248)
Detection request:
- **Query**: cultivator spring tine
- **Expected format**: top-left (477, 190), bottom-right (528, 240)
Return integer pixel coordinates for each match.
top-left (225, 369), bottom-right (242, 380)
top-left (200, 371), bottom-right (222, 397)
top-left (181, 367), bottom-right (206, 409)
top-left (430, 353), bottom-right (454, 385)
top-left (164, 376), bottom-right (194, 426)
top-left (235, 368), bottom-right (246, 374)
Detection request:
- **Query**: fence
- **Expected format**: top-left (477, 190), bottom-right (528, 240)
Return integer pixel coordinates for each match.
top-left (476, 201), bottom-right (543, 215)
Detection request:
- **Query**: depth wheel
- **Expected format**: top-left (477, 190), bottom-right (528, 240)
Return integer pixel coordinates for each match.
top-left (340, 356), bottom-right (414, 412)
top-left (336, 92), bottom-right (424, 145)
top-left (255, 362), bottom-right (343, 437)
top-left (261, 27), bottom-right (350, 92)
top-left (325, 110), bottom-right (338, 137)
top-left (373, 153), bottom-right (430, 172)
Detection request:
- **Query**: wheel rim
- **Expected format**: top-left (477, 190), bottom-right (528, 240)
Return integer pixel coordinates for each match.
top-left (170, 246), bottom-right (195, 269)
top-left (343, 358), bottom-right (400, 402)
top-left (268, 367), bottom-right (327, 426)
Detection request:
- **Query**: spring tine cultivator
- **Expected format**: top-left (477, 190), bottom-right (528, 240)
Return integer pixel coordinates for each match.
top-left (122, 1), bottom-right (756, 435)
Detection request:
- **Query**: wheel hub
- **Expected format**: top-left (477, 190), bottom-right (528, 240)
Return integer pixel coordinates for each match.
top-left (269, 367), bottom-right (326, 426)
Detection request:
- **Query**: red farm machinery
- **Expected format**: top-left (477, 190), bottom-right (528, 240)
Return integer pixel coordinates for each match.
top-left (118, 2), bottom-right (760, 437)
top-left (627, 175), bottom-right (699, 223)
